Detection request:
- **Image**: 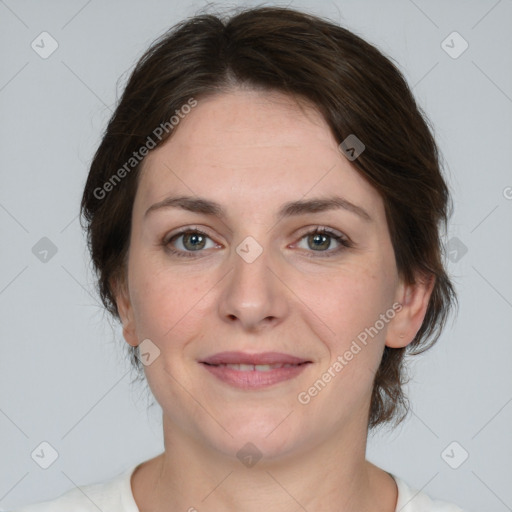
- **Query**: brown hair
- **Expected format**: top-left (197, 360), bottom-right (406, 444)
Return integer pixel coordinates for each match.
top-left (80, 5), bottom-right (457, 429)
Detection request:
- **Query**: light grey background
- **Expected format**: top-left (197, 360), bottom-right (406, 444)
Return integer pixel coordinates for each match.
top-left (1, 0), bottom-right (511, 510)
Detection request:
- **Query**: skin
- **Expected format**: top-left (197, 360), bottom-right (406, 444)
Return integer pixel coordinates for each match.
top-left (113, 89), bottom-right (434, 512)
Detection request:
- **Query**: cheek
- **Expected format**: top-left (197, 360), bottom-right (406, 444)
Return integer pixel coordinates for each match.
top-left (318, 267), bottom-right (391, 329)
top-left (303, 260), bottom-right (396, 364)
top-left (128, 263), bottom-right (221, 367)
top-left (127, 252), bottom-right (198, 340)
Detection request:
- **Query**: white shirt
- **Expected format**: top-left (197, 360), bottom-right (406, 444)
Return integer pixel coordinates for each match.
top-left (12, 463), bottom-right (465, 512)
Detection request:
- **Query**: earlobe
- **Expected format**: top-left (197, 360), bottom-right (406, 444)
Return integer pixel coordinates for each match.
top-left (386, 274), bottom-right (435, 348)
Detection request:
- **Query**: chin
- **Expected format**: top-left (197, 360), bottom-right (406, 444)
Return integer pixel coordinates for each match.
top-left (204, 409), bottom-right (312, 463)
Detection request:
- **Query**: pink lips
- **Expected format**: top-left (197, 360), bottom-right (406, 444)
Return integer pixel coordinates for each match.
top-left (200, 351), bottom-right (312, 390)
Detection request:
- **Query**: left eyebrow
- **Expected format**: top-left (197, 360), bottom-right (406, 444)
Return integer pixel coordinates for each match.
top-left (144, 195), bottom-right (372, 223)
top-left (277, 196), bottom-right (372, 222)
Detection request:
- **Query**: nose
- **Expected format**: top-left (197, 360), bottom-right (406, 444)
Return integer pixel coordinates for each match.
top-left (217, 238), bottom-right (290, 332)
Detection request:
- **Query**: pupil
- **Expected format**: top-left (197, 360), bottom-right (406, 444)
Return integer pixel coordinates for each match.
top-left (310, 233), bottom-right (329, 250)
top-left (185, 233), bottom-right (205, 250)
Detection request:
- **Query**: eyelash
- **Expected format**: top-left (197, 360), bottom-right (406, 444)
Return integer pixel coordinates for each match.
top-left (162, 226), bottom-right (352, 259)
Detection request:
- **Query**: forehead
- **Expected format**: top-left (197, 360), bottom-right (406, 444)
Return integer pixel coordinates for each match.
top-left (142, 90), bottom-right (335, 167)
top-left (135, 90), bottom-right (382, 219)
top-left (176, 90), bottom-right (330, 145)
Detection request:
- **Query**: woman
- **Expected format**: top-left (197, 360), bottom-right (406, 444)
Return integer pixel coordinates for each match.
top-left (15, 5), bottom-right (463, 511)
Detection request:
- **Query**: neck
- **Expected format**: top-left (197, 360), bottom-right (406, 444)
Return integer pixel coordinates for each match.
top-left (132, 414), bottom-right (397, 512)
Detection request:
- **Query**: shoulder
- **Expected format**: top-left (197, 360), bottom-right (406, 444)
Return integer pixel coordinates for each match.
top-left (393, 475), bottom-right (465, 512)
top-left (10, 465), bottom-right (140, 512)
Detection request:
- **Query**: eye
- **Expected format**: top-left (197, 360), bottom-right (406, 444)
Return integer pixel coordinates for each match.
top-left (162, 226), bottom-right (352, 259)
top-left (294, 227), bottom-right (352, 257)
top-left (164, 228), bottom-right (219, 257)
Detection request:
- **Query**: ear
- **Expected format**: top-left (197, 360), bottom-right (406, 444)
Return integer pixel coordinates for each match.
top-left (110, 274), bottom-right (139, 347)
top-left (386, 273), bottom-right (435, 348)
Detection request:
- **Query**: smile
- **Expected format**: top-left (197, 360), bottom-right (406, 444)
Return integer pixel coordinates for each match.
top-left (200, 354), bottom-right (311, 389)
top-left (204, 362), bottom-right (304, 371)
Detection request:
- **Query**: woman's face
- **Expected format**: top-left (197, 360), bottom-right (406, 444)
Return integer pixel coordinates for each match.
top-left (115, 89), bottom-right (425, 461)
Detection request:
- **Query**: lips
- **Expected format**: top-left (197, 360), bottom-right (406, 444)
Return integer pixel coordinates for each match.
top-left (199, 351), bottom-right (312, 389)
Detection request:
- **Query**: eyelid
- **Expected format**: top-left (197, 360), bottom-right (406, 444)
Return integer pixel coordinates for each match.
top-left (294, 224), bottom-right (346, 240)
top-left (164, 224), bottom-right (217, 243)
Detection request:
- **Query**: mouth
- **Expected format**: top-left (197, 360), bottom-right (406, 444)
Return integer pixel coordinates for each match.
top-left (203, 362), bottom-right (308, 371)
top-left (199, 352), bottom-right (312, 389)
